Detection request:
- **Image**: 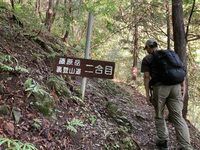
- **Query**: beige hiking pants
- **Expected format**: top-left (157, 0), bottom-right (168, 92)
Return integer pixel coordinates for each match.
top-left (152, 84), bottom-right (193, 150)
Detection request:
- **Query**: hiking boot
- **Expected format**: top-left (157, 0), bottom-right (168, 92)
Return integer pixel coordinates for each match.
top-left (156, 140), bottom-right (169, 150)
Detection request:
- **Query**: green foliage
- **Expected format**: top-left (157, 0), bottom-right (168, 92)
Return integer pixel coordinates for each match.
top-left (66, 118), bottom-right (84, 133)
top-left (1, 55), bottom-right (13, 63)
top-left (188, 65), bottom-right (200, 130)
top-left (0, 0), bottom-right (7, 10)
top-left (0, 62), bottom-right (29, 73)
top-left (0, 53), bottom-right (29, 73)
top-left (12, 2), bottom-right (43, 32)
top-left (24, 78), bottom-right (48, 96)
top-left (183, 0), bottom-right (192, 4)
top-left (0, 138), bottom-right (37, 150)
top-left (31, 52), bottom-right (45, 62)
top-left (89, 115), bottom-right (96, 125)
top-left (20, 142), bottom-right (38, 150)
top-left (85, 0), bottom-right (119, 16)
top-left (70, 95), bottom-right (83, 103)
top-left (0, 138), bottom-right (19, 150)
top-left (74, 88), bottom-right (81, 95)
top-left (33, 119), bottom-right (42, 129)
top-left (0, 0), bottom-right (4, 5)
top-left (0, 104), bottom-right (8, 115)
top-left (14, 66), bottom-right (29, 73)
top-left (0, 63), bottom-right (14, 72)
top-left (24, 78), bottom-right (54, 116)
top-left (24, 78), bottom-right (33, 89)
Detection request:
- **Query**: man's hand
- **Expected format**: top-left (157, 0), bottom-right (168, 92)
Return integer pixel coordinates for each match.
top-left (146, 96), bottom-right (153, 106)
top-left (143, 72), bottom-right (152, 106)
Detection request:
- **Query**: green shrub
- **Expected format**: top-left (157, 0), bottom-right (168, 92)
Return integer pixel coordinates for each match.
top-left (0, 138), bottom-right (37, 150)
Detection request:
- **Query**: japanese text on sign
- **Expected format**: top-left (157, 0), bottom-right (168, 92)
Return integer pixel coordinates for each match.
top-left (53, 56), bottom-right (115, 79)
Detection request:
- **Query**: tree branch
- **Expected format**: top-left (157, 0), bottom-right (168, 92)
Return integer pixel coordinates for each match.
top-left (185, 0), bottom-right (196, 42)
top-left (187, 34), bottom-right (200, 42)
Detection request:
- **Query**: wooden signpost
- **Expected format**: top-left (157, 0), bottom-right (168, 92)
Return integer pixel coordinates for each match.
top-left (53, 13), bottom-right (115, 99)
top-left (53, 56), bottom-right (115, 79)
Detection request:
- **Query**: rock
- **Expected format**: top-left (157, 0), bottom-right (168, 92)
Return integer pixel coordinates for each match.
top-left (0, 104), bottom-right (9, 115)
top-left (106, 101), bottom-right (133, 130)
top-left (3, 122), bottom-right (15, 135)
top-left (33, 91), bottom-right (55, 116)
top-left (0, 84), bottom-right (3, 94)
top-left (46, 74), bottom-right (72, 98)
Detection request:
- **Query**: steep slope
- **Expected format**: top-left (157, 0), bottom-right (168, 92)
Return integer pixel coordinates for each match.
top-left (0, 11), bottom-right (200, 150)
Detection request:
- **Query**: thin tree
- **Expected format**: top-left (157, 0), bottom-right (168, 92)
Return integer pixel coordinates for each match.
top-left (51, 0), bottom-right (60, 27)
top-left (44, 0), bottom-right (59, 32)
top-left (132, 0), bottom-right (138, 80)
top-left (62, 0), bottom-right (73, 43)
top-left (172, 0), bottom-right (188, 119)
top-left (10, 0), bottom-right (23, 27)
top-left (185, 0), bottom-right (196, 42)
top-left (35, 0), bottom-right (41, 18)
top-left (166, 0), bottom-right (170, 49)
top-left (44, 0), bottom-right (53, 31)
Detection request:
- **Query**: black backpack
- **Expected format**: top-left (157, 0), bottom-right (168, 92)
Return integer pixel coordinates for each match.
top-left (149, 50), bottom-right (186, 86)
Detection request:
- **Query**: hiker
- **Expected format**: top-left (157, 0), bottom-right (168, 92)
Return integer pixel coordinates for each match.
top-left (141, 38), bottom-right (193, 150)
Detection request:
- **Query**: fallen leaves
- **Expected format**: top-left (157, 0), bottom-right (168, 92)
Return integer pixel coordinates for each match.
top-left (3, 122), bottom-right (14, 135)
top-left (12, 108), bottom-right (21, 124)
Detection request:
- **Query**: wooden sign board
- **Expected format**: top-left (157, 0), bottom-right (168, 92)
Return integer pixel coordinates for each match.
top-left (53, 56), bottom-right (115, 79)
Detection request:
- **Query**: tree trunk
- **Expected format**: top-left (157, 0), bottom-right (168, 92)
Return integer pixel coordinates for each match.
top-left (166, 0), bottom-right (170, 49)
top-left (10, 0), bottom-right (23, 27)
top-left (132, 17), bottom-right (138, 80)
top-left (63, 0), bottom-right (72, 43)
top-left (10, 0), bottom-right (14, 8)
top-left (43, 0), bottom-right (59, 32)
top-left (131, 0), bottom-right (138, 80)
top-left (51, 0), bottom-right (60, 25)
top-left (35, 0), bottom-right (41, 17)
top-left (44, 0), bottom-right (53, 31)
top-left (172, 0), bottom-right (188, 119)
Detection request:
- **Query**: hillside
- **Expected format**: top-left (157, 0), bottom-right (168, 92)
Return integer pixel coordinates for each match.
top-left (0, 10), bottom-right (200, 150)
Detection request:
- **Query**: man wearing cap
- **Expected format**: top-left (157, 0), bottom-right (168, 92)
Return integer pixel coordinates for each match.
top-left (141, 39), bottom-right (193, 150)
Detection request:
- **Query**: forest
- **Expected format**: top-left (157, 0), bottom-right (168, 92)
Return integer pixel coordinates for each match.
top-left (0, 0), bottom-right (200, 149)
